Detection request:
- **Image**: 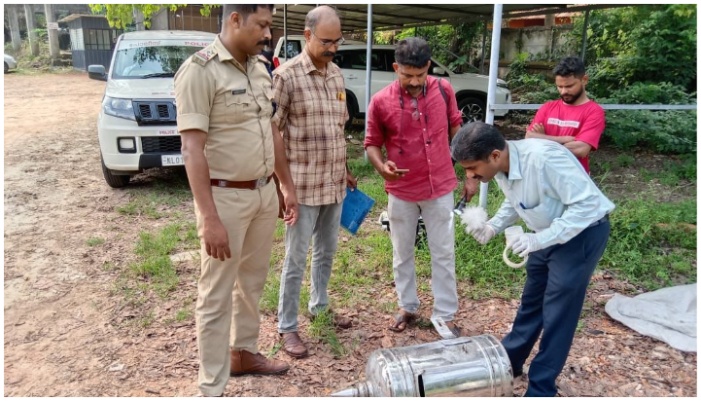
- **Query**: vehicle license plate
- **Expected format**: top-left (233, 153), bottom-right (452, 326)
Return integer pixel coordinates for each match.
top-left (161, 155), bottom-right (184, 166)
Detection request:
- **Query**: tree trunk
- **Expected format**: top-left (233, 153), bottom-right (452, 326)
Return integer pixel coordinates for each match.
top-left (8, 5), bottom-right (22, 51)
top-left (24, 4), bottom-right (39, 56)
top-left (134, 8), bottom-right (145, 31)
top-left (44, 4), bottom-right (60, 63)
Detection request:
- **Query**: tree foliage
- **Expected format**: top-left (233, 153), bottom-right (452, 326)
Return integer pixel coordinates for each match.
top-left (88, 4), bottom-right (218, 29)
top-left (373, 21), bottom-right (485, 73)
top-left (569, 5), bottom-right (697, 92)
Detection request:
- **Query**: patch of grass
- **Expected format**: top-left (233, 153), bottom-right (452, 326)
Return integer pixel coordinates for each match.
top-left (116, 178), bottom-right (192, 219)
top-left (380, 301), bottom-right (397, 314)
top-left (637, 155), bottom-right (696, 187)
top-left (260, 267), bottom-right (281, 314)
top-left (129, 223), bottom-right (197, 297)
top-left (307, 308), bottom-right (345, 357)
top-left (101, 261), bottom-right (117, 271)
top-left (86, 237), bottom-right (105, 247)
top-left (267, 342), bottom-right (283, 358)
top-left (139, 311), bottom-right (156, 328)
top-left (615, 154), bottom-right (635, 168)
top-left (601, 198), bottom-right (696, 290)
top-left (175, 306), bottom-right (192, 322)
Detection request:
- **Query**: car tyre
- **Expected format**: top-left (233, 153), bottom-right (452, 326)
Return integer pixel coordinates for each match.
top-left (101, 153), bottom-right (131, 188)
top-left (4, 62), bottom-right (9, 73)
top-left (458, 96), bottom-right (486, 124)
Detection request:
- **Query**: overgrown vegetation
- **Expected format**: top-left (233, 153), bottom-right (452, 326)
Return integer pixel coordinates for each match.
top-left (373, 22), bottom-right (486, 73)
top-left (504, 5), bottom-right (697, 155)
top-left (4, 35), bottom-right (71, 72)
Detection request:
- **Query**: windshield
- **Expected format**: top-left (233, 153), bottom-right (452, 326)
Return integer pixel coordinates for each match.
top-left (111, 42), bottom-right (209, 79)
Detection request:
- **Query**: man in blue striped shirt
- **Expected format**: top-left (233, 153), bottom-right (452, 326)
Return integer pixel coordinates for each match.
top-left (451, 121), bottom-right (615, 397)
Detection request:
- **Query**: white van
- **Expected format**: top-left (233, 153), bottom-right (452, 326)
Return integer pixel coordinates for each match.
top-left (88, 30), bottom-right (216, 188)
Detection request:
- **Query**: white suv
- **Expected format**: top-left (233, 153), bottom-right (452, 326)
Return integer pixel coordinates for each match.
top-left (88, 30), bottom-right (216, 188)
top-left (333, 45), bottom-right (511, 125)
top-left (272, 39), bottom-right (511, 125)
top-left (271, 34), bottom-right (364, 68)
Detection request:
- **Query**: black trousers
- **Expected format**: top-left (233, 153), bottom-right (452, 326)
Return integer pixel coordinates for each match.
top-left (502, 219), bottom-right (610, 397)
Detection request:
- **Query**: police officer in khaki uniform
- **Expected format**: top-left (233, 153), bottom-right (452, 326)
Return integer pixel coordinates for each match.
top-left (174, 4), bottom-right (298, 397)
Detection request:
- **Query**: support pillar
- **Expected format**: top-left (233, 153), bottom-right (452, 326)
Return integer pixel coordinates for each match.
top-left (44, 4), bottom-right (60, 63)
top-left (9, 5), bottom-right (22, 51)
top-left (24, 4), bottom-right (39, 56)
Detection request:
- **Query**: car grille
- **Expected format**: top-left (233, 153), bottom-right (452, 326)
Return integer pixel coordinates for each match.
top-left (133, 100), bottom-right (176, 126)
top-left (141, 136), bottom-right (182, 154)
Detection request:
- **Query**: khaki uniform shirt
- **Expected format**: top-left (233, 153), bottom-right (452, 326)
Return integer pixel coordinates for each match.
top-left (174, 35), bottom-right (275, 182)
top-left (271, 50), bottom-right (348, 206)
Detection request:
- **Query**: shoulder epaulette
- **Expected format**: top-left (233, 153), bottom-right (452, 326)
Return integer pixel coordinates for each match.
top-left (192, 45), bottom-right (217, 66)
top-left (257, 55), bottom-right (271, 65)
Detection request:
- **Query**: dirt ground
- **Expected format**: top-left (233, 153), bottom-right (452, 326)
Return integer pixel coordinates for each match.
top-left (3, 72), bottom-right (697, 397)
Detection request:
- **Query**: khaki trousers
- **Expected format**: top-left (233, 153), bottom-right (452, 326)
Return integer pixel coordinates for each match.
top-left (195, 182), bottom-right (278, 396)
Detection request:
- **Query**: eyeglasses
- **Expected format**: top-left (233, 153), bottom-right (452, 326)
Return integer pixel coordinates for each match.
top-left (311, 31), bottom-right (345, 47)
top-left (410, 97), bottom-right (420, 121)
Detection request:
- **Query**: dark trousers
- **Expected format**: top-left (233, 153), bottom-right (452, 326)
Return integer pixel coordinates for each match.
top-left (502, 220), bottom-right (610, 397)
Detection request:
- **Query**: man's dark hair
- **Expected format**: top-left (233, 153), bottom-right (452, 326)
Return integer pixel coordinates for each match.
top-left (553, 56), bottom-right (586, 78)
top-left (394, 37), bottom-right (432, 68)
top-left (451, 122), bottom-right (506, 162)
top-left (222, 4), bottom-right (275, 24)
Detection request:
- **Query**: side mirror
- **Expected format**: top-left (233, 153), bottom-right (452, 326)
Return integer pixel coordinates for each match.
top-left (88, 64), bottom-right (107, 81)
top-left (432, 66), bottom-right (446, 75)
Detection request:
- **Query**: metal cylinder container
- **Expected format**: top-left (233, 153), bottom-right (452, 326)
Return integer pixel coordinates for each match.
top-left (332, 334), bottom-right (513, 397)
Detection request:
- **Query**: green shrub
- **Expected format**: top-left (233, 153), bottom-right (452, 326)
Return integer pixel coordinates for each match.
top-left (597, 82), bottom-right (693, 105)
top-left (603, 109), bottom-right (696, 154)
top-left (594, 82), bottom-right (695, 154)
top-left (603, 199), bottom-right (696, 290)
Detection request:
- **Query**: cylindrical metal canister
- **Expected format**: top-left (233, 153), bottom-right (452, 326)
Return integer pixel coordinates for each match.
top-left (332, 334), bottom-right (512, 397)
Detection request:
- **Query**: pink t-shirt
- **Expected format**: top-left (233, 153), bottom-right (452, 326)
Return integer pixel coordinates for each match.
top-left (528, 99), bottom-right (605, 173)
top-left (364, 76), bottom-right (461, 202)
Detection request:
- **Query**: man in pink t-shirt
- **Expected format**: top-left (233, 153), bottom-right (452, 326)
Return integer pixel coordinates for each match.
top-left (526, 56), bottom-right (605, 173)
top-left (364, 37), bottom-right (478, 337)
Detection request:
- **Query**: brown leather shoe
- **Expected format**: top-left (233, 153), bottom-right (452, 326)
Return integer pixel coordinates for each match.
top-left (280, 332), bottom-right (309, 358)
top-left (230, 349), bottom-right (289, 376)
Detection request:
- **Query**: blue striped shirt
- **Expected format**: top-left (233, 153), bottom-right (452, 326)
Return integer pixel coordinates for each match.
top-left (488, 139), bottom-right (615, 249)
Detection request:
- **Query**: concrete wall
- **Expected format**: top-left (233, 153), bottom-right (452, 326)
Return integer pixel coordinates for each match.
top-left (500, 26), bottom-right (573, 62)
top-left (150, 8), bottom-right (168, 31)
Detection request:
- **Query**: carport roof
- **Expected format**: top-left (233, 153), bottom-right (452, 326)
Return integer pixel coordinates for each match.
top-left (272, 4), bottom-right (622, 32)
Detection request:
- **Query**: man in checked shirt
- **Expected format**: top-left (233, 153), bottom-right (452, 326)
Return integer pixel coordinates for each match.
top-left (271, 5), bottom-right (357, 359)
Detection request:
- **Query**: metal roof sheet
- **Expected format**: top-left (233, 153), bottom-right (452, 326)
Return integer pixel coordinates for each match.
top-left (272, 4), bottom-right (622, 32)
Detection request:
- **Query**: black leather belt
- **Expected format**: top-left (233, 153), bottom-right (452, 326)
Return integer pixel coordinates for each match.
top-left (589, 214), bottom-right (609, 228)
top-left (211, 175), bottom-right (273, 190)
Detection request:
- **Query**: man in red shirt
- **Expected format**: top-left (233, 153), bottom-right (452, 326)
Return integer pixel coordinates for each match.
top-left (365, 37), bottom-right (478, 336)
top-left (525, 56), bottom-right (605, 173)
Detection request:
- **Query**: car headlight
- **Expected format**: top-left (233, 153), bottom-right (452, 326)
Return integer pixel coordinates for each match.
top-left (497, 79), bottom-right (509, 90)
top-left (103, 96), bottom-right (135, 121)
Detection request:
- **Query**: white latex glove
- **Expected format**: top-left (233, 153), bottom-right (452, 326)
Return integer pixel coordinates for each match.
top-left (469, 224), bottom-right (496, 245)
top-left (510, 233), bottom-right (542, 258)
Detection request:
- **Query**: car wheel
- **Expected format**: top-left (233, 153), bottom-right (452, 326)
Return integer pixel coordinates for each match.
top-left (101, 153), bottom-right (131, 188)
top-left (4, 62), bottom-right (9, 73)
top-left (458, 96), bottom-right (486, 124)
top-left (345, 91), bottom-right (358, 130)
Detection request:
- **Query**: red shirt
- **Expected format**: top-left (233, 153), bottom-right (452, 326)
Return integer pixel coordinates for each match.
top-left (528, 99), bottom-right (605, 173)
top-left (364, 76), bottom-right (461, 202)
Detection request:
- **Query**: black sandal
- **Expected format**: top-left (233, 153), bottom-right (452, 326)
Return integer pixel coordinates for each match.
top-left (389, 310), bottom-right (418, 332)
